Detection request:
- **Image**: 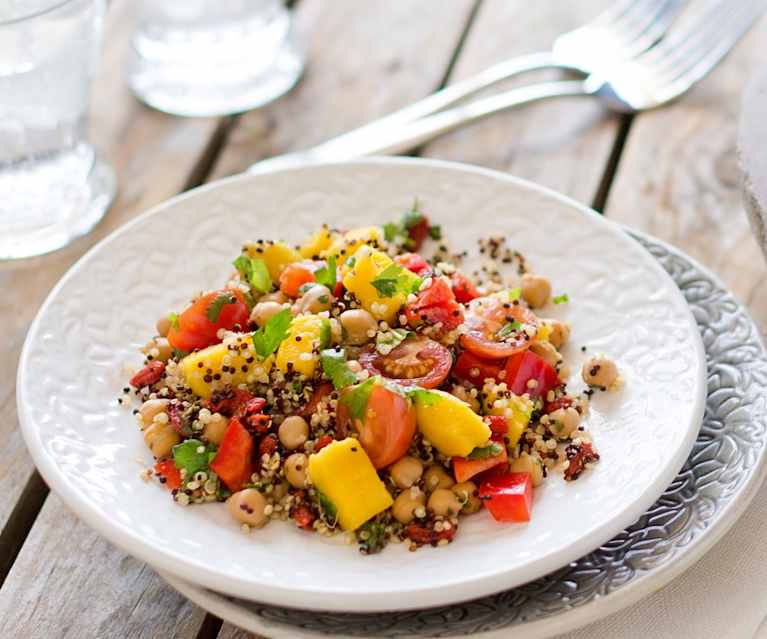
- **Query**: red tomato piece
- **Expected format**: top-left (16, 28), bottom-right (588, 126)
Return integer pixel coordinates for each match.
top-left (154, 460), bottom-right (182, 490)
top-left (484, 415), bottom-right (509, 437)
top-left (451, 272), bottom-right (480, 303)
top-left (407, 216), bottom-right (430, 251)
top-left (130, 361), bottom-right (166, 388)
top-left (453, 442), bottom-right (508, 483)
top-left (167, 289), bottom-right (250, 353)
top-left (358, 337), bottom-right (451, 389)
top-left (291, 504), bottom-right (316, 530)
top-left (505, 351), bottom-right (560, 398)
top-left (336, 381), bottom-right (416, 469)
top-left (395, 253), bottom-right (432, 276)
top-left (405, 278), bottom-right (464, 332)
top-left (452, 351), bottom-right (503, 385)
top-left (279, 262), bottom-right (316, 298)
top-left (479, 472), bottom-right (533, 523)
top-left (314, 434), bottom-right (334, 452)
top-left (460, 296), bottom-right (538, 359)
top-left (209, 417), bottom-right (255, 491)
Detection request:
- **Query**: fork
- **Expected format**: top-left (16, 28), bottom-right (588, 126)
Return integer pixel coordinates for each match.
top-left (249, 0), bottom-right (764, 173)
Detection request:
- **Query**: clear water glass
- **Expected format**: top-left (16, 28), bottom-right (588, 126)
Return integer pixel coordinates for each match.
top-left (0, 0), bottom-right (115, 260)
top-left (127, 0), bottom-right (304, 117)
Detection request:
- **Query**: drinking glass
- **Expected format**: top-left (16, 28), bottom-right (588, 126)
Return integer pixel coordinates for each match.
top-left (0, 0), bottom-right (115, 260)
top-left (127, 0), bottom-right (304, 117)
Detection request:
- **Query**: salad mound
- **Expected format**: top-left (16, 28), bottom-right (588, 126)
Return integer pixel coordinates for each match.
top-left (126, 203), bottom-right (619, 554)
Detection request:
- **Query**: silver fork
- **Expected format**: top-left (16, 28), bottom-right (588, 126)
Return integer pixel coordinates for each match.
top-left (250, 0), bottom-right (764, 173)
top-left (246, 0), bottom-right (687, 174)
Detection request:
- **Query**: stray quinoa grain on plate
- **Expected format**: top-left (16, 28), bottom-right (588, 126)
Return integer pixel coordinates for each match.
top-left (124, 202), bottom-right (621, 554)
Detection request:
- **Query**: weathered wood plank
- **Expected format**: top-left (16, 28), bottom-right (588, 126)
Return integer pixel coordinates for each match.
top-left (603, 18), bottom-right (767, 324)
top-left (0, 496), bottom-right (208, 639)
top-left (418, 0), bottom-right (619, 207)
top-left (210, 0), bottom-right (478, 178)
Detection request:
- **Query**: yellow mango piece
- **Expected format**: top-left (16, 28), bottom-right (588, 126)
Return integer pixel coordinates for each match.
top-left (299, 226), bottom-right (337, 259)
top-left (413, 389), bottom-right (491, 457)
top-left (485, 389), bottom-right (534, 447)
top-left (276, 314), bottom-right (331, 378)
top-left (342, 246), bottom-right (420, 323)
top-left (180, 334), bottom-right (273, 399)
top-left (246, 240), bottom-right (300, 281)
top-left (325, 226), bottom-right (384, 260)
top-left (308, 438), bottom-right (393, 531)
top-left (536, 323), bottom-right (553, 342)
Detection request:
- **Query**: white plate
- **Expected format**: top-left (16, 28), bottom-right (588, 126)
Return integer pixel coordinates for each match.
top-left (17, 158), bottom-right (706, 612)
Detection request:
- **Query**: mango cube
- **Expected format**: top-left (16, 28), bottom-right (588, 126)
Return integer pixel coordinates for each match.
top-left (413, 389), bottom-right (491, 457)
top-left (246, 240), bottom-right (300, 281)
top-left (276, 314), bottom-right (331, 378)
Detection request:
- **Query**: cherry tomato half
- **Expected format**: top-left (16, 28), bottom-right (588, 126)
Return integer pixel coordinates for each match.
top-left (279, 262), bottom-right (316, 298)
top-left (451, 271), bottom-right (480, 303)
top-left (167, 289), bottom-right (250, 353)
top-left (452, 351), bottom-right (503, 385)
top-left (359, 337), bottom-right (451, 389)
top-left (460, 296), bottom-right (538, 359)
top-left (336, 381), bottom-right (416, 469)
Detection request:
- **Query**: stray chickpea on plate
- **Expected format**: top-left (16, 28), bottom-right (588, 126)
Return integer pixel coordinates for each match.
top-left (126, 203), bottom-right (620, 554)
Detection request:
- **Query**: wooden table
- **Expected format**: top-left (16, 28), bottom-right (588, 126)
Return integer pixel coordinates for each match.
top-left (1, 1), bottom-right (765, 637)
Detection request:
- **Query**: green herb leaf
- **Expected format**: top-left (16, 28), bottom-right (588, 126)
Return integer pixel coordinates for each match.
top-left (466, 442), bottom-right (504, 460)
top-left (428, 225), bottom-right (442, 240)
top-left (173, 439), bottom-right (216, 477)
top-left (497, 321), bottom-right (522, 338)
top-left (317, 491), bottom-right (337, 522)
top-left (233, 255), bottom-right (272, 294)
top-left (340, 376), bottom-right (377, 421)
top-left (402, 205), bottom-right (424, 230)
top-left (553, 293), bottom-right (569, 305)
top-left (171, 347), bottom-right (188, 360)
top-left (205, 292), bottom-right (237, 323)
top-left (320, 349), bottom-right (359, 390)
top-left (167, 312), bottom-right (180, 331)
top-left (382, 222), bottom-right (399, 242)
top-left (370, 263), bottom-right (422, 298)
top-left (408, 388), bottom-right (441, 407)
top-left (507, 287), bottom-right (521, 301)
top-left (376, 328), bottom-right (410, 352)
top-left (252, 308), bottom-right (292, 360)
top-left (314, 255), bottom-right (337, 291)
top-left (358, 520), bottom-right (387, 554)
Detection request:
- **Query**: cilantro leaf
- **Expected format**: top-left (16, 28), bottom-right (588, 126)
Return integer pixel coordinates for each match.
top-left (252, 308), bottom-right (292, 360)
top-left (340, 377), bottom-right (377, 420)
top-left (314, 255), bottom-right (337, 291)
top-left (173, 439), bottom-right (216, 477)
top-left (233, 255), bottom-right (272, 294)
top-left (376, 328), bottom-right (410, 353)
top-left (402, 204), bottom-right (424, 230)
top-left (553, 293), bottom-right (569, 305)
top-left (428, 225), bottom-right (442, 240)
top-left (358, 520), bottom-right (387, 554)
top-left (507, 287), bottom-right (521, 301)
top-left (370, 263), bottom-right (421, 298)
top-left (382, 222), bottom-right (399, 242)
top-left (320, 349), bottom-right (358, 390)
top-left (466, 442), bottom-right (504, 460)
top-left (206, 292), bottom-right (237, 323)
top-left (497, 321), bottom-right (522, 338)
top-left (167, 312), bottom-right (180, 331)
top-left (316, 491), bottom-right (338, 523)
top-left (171, 347), bottom-right (188, 360)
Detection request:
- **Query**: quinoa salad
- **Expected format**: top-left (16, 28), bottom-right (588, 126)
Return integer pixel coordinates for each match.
top-left (124, 203), bottom-right (621, 554)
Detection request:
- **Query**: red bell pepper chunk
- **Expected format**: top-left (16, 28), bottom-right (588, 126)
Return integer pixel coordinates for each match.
top-left (453, 351), bottom-right (504, 385)
top-left (484, 416), bottom-right (509, 438)
top-left (154, 460), bottom-right (182, 491)
top-left (130, 361), bottom-right (166, 388)
top-left (479, 472), bottom-right (533, 523)
top-left (504, 351), bottom-right (560, 398)
top-left (209, 417), bottom-right (254, 491)
top-left (453, 441), bottom-right (508, 483)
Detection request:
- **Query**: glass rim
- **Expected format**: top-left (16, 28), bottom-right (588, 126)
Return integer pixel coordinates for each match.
top-left (0, 0), bottom-right (80, 26)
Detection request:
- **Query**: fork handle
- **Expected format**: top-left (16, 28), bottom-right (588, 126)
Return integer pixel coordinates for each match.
top-left (249, 80), bottom-right (587, 173)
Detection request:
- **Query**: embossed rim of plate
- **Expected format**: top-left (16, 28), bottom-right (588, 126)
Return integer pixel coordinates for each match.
top-left (16, 157), bottom-right (707, 612)
top-left (158, 230), bottom-right (767, 639)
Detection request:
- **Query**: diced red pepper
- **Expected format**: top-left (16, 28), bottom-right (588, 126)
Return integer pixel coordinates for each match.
top-left (504, 351), bottom-right (560, 398)
top-left (405, 278), bottom-right (464, 332)
top-left (451, 272), bottom-right (480, 303)
top-left (314, 434), bottom-right (334, 452)
top-left (453, 351), bottom-right (503, 385)
top-left (479, 472), bottom-right (533, 523)
top-left (404, 521), bottom-right (457, 546)
top-left (130, 361), bottom-right (165, 388)
top-left (209, 417), bottom-right (254, 491)
top-left (485, 416), bottom-right (509, 437)
top-left (154, 460), bottom-right (182, 491)
top-left (453, 441), bottom-right (508, 483)
top-left (395, 252), bottom-right (432, 276)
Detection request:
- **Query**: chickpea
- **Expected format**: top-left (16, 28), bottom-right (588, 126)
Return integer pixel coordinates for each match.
top-left (228, 489), bottom-right (268, 528)
top-left (139, 398), bottom-right (170, 425)
top-left (530, 341), bottom-right (562, 368)
top-left (423, 466), bottom-right (454, 491)
top-left (250, 301), bottom-right (284, 328)
top-left (141, 337), bottom-right (173, 363)
top-left (427, 488), bottom-right (463, 517)
top-left (284, 453), bottom-right (308, 488)
top-left (203, 413), bottom-right (228, 445)
top-left (547, 406), bottom-right (581, 440)
top-left (521, 273), bottom-right (552, 308)
top-left (156, 315), bottom-right (172, 338)
top-left (389, 456), bottom-right (424, 489)
top-left (143, 422), bottom-right (180, 458)
top-left (296, 284), bottom-right (333, 314)
top-left (392, 488), bottom-right (426, 524)
top-left (339, 309), bottom-right (377, 345)
top-left (452, 481), bottom-right (482, 514)
top-left (543, 319), bottom-right (570, 350)
top-left (279, 415), bottom-right (309, 450)
top-left (581, 356), bottom-right (619, 389)
top-left (509, 453), bottom-right (544, 487)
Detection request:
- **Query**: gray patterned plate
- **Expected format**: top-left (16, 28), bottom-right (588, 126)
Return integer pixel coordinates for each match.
top-left (162, 230), bottom-right (767, 639)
